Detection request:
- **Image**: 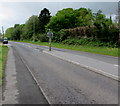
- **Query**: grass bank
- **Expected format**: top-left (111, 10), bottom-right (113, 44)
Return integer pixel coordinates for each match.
top-left (0, 45), bottom-right (8, 85)
top-left (13, 40), bottom-right (118, 57)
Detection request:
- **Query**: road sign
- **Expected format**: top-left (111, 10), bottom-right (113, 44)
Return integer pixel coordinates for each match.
top-left (47, 31), bottom-right (53, 38)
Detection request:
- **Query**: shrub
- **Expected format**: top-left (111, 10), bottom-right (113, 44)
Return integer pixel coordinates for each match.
top-left (62, 37), bottom-right (118, 48)
top-left (37, 34), bottom-right (48, 42)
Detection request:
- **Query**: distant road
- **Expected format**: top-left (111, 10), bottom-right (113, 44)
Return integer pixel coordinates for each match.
top-left (3, 41), bottom-right (118, 104)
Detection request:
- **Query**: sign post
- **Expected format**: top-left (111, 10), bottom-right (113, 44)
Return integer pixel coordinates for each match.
top-left (47, 29), bottom-right (53, 51)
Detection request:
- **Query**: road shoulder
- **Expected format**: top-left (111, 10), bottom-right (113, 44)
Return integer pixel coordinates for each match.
top-left (2, 46), bottom-right (19, 104)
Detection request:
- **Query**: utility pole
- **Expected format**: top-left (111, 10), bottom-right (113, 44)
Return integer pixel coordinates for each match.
top-left (118, 1), bottom-right (120, 44)
top-left (0, 29), bottom-right (1, 38)
top-left (2, 26), bottom-right (4, 39)
top-left (0, 29), bottom-right (2, 42)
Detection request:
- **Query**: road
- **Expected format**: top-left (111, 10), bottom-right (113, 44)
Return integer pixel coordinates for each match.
top-left (2, 41), bottom-right (118, 104)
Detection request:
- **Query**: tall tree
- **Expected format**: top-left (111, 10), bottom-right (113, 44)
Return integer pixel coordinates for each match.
top-left (38, 8), bottom-right (51, 33)
top-left (23, 15), bottom-right (40, 40)
top-left (5, 27), bottom-right (14, 40)
top-left (46, 8), bottom-right (94, 31)
top-left (93, 10), bottom-right (106, 29)
top-left (10, 24), bottom-right (23, 40)
top-left (46, 8), bottom-right (77, 31)
top-left (75, 8), bottom-right (94, 26)
top-left (14, 24), bottom-right (19, 28)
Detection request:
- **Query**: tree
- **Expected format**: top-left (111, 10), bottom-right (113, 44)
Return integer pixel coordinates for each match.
top-left (5, 27), bottom-right (14, 40)
top-left (46, 8), bottom-right (77, 31)
top-left (75, 8), bottom-right (94, 26)
top-left (38, 8), bottom-right (51, 33)
top-left (23, 15), bottom-right (40, 40)
top-left (14, 24), bottom-right (19, 28)
top-left (46, 8), bottom-right (94, 32)
top-left (12, 25), bottom-right (22, 40)
top-left (92, 10), bottom-right (118, 43)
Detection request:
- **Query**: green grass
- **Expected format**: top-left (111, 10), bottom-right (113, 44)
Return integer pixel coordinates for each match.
top-left (13, 40), bottom-right (118, 57)
top-left (0, 45), bottom-right (8, 85)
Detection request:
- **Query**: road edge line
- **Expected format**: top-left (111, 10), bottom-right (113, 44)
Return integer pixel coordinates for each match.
top-left (19, 54), bottom-right (52, 105)
top-left (43, 50), bottom-right (119, 81)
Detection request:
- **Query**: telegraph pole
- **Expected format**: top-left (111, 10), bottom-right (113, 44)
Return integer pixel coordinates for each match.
top-left (2, 26), bottom-right (4, 39)
top-left (118, 1), bottom-right (120, 44)
top-left (0, 29), bottom-right (1, 38)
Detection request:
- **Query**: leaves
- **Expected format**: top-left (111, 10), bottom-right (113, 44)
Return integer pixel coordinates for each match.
top-left (38, 8), bottom-right (51, 33)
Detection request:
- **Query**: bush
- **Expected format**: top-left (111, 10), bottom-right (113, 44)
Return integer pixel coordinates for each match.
top-left (62, 38), bottom-right (89, 45)
top-left (37, 34), bottom-right (48, 42)
top-left (52, 31), bottom-right (60, 42)
top-left (62, 37), bottom-right (118, 48)
top-left (57, 25), bottom-right (119, 48)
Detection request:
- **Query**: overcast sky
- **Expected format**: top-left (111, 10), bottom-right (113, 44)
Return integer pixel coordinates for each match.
top-left (0, 1), bottom-right (119, 32)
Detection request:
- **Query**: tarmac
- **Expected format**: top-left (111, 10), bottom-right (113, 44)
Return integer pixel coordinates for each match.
top-left (43, 49), bottom-right (119, 81)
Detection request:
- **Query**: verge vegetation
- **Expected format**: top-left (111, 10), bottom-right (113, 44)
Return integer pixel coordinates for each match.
top-left (0, 45), bottom-right (8, 85)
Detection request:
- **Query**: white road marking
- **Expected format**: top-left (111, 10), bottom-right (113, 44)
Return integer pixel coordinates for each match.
top-left (114, 64), bottom-right (119, 67)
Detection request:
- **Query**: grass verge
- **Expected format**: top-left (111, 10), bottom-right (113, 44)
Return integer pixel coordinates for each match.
top-left (13, 40), bottom-right (118, 57)
top-left (0, 44), bottom-right (8, 85)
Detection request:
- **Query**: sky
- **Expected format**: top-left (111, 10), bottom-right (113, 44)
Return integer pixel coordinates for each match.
top-left (0, 1), bottom-right (119, 32)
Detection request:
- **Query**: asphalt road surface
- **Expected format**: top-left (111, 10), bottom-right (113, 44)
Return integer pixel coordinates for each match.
top-left (3, 41), bottom-right (118, 104)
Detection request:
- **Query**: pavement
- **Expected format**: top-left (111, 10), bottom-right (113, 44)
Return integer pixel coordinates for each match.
top-left (43, 49), bottom-right (119, 81)
top-left (2, 45), bottom-right (19, 104)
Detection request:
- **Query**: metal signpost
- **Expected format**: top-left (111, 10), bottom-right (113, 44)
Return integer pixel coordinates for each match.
top-left (47, 29), bottom-right (53, 51)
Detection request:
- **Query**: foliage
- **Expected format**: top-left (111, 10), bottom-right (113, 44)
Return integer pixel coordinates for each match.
top-left (46, 8), bottom-right (77, 31)
top-left (36, 34), bottom-right (48, 42)
top-left (38, 8), bottom-right (51, 33)
top-left (0, 45), bottom-right (8, 85)
top-left (12, 24), bottom-right (22, 40)
top-left (62, 37), bottom-right (118, 48)
top-left (75, 8), bottom-right (94, 26)
top-left (5, 27), bottom-right (14, 40)
top-left (23, 15), bottom-right (40, 40)
top-left (46, 8), bottom-right (94, 31)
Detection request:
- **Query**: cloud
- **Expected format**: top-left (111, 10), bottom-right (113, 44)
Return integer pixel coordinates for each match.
top-left (0, 3), bottom-right (14, 23)
top-left (0, 2), bottom-right (34, 30)
top-left (0, 3), bottom-right (16, 30)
